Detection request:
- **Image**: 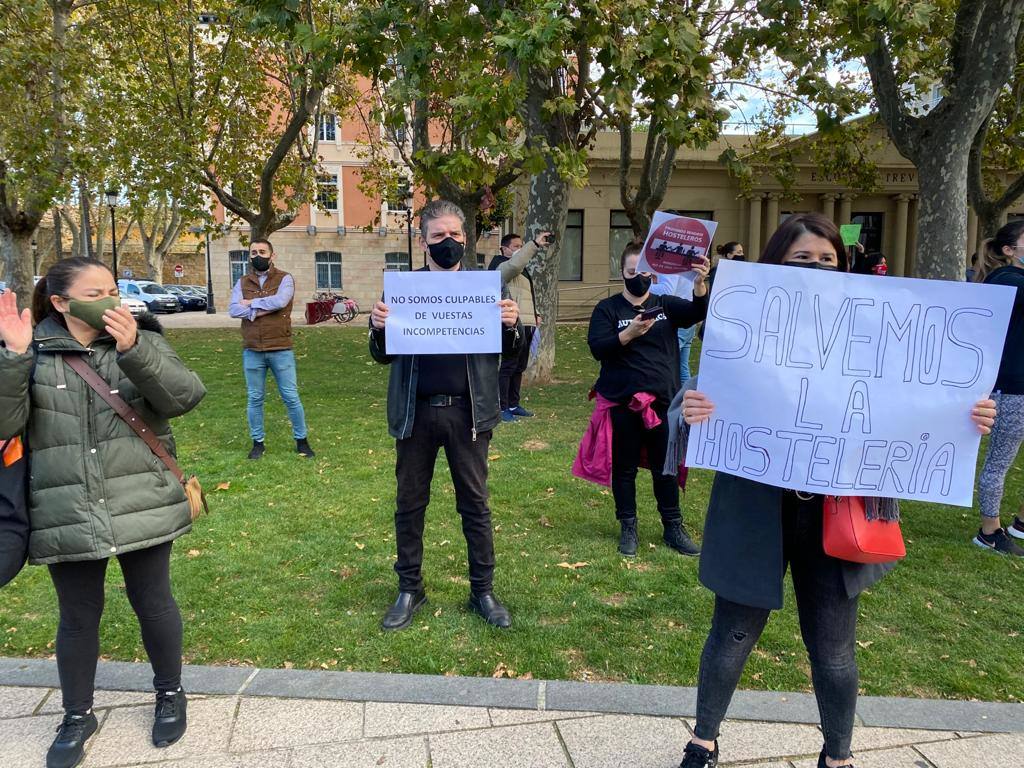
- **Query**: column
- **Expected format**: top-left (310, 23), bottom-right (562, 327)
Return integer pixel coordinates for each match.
top-left (821, 193), bottom-right (837, 221)
top-left (747, 193), bottom-right (764, 260)
top-left (765, 193), bottom-right (782, 240)
top-left (838, 193), bottom-right (853, 225)
top-left (966, 208), bottom-right (978, 270)
top-left (891, 194), bottom-right (911, 277)
top-left (906, 196), bottom-right (919, 277)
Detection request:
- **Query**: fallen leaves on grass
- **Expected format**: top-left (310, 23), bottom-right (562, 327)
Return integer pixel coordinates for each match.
top-left (557, 561), bottom-right (588, 569)
top-left (521, 440), bottom-right (549, 451)
top-left (539, 516), bottom-right (554, 528)
top-left (215, 482), bottom-right (230, 491)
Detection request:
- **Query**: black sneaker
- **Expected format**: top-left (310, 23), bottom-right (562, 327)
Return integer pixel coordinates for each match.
top-left (663, 521), bottom-right (700, 556)
top-left (618, 518), bottom-right (638, 557)
top-left (247, 440), bottom-right (265, 460)
top-left (973, 528), bottom-right (1024, 556)
top-left (1008, 516), bottom-right (1024, 541)
top-left (296, 438), bottom-right (315, 457)
top-left (679, 740), bottom-right (718, 768)
top-left (817, 748), bottom-right (855, 767)
top-left (47, 711), bottom-right (98, 768)
top-left (153, 689), bottom-right (187, 747)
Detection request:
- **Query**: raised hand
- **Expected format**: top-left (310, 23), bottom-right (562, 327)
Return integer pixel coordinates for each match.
top-left (371, 300), bottom-right (389, 330)
top-left (103, 305), bottom-right (138, 353)
top-left (0, 291), bottom-right (33, 355)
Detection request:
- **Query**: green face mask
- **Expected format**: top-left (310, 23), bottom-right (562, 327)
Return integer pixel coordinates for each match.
top-left (67, 296), bottom-right (120, 331)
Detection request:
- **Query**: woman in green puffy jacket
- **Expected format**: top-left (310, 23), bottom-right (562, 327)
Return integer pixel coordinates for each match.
top-left (0, 257), bottom-right (205, 768)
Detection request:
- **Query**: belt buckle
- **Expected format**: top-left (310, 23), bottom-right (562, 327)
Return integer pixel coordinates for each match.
top-left (429, 394), bottom-right (452, 407)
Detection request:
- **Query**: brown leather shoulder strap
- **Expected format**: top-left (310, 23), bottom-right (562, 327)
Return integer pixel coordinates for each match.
top-left (62, 353), bottom-right (185, 483)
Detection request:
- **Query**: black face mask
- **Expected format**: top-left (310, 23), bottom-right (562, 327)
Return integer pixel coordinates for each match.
top-left (427, 237), bottom-right (464, 269)
top-left (786, 261), bottom-right (837, 271)
top-left (731, 253), bottom-right (747, 262)
top-left (251, 256), bottom-right (271, 272)
top-left (623, 273), bottom-right (652, 296)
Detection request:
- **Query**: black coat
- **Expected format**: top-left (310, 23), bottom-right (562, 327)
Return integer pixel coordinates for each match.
top-left (699, 472), bottom-right (896, 610)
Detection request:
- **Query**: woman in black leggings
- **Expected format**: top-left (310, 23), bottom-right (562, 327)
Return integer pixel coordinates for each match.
top-left (0, 258), bottom-right (206, 768)
top-left (675, 215), bottom-right (996, 768)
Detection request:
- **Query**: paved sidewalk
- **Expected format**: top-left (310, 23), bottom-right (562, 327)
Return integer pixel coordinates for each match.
top-left (1, 659), bottom-right (1020, 767)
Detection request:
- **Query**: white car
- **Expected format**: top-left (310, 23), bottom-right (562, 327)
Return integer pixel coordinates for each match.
top-left (120, 293), bottom-right (147, 316)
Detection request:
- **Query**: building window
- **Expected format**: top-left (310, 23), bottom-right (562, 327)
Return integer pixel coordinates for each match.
top-left (318, 114), bottom-right (337, 142)
top-left (664, 209), bottom-right (715, 221)
top-left (609, 210), bottom-right (635, 279)
top-left (229, 249), bottom-right (248, 286)
top-left (560, 210), bottom-right (583, 281)
top-left (315, 251), bottom-right (343, 290)
top-left (317, 174), bottom-right (339, 212)
top-left (384, 251), bottom-right (411, 271)
top-left (851, 212), bottom-right (884, 253)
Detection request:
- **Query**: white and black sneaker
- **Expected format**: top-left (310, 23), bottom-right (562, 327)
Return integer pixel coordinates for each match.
top-left (1007, 516), bottom-right (1024, 540)
top-left (679, 740), bottom-right (719, 768)
top-left (973, 528), bottom-right (1024, 556)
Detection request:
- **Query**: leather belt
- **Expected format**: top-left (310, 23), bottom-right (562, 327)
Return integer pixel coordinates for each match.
top-left (420, 394), bottom-right (466, 407)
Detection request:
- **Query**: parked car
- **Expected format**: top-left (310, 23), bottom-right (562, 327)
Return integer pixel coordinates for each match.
top-left (165, 285), bottom-right (207, 311)
top-left (119, 292), bottom-right (148, 317)
top-left (117, 279), bottom-right (181, 313)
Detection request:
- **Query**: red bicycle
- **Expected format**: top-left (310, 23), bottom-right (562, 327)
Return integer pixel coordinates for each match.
top-left (305, 292), bottom-right (360, 325)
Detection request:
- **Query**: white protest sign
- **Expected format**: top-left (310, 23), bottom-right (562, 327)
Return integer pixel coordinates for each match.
top-left (638, 211), bottom-right (719, 300)
top-left (686, 261), bottom-right (1014, 506)
top-left (383, 270), bottom-right (502, 355)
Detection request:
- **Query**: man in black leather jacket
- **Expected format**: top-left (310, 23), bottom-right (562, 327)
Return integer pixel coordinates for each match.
top-left (369, 199), bottom-right (523, 630)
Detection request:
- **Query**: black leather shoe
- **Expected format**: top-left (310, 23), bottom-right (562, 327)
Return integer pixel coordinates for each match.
top-left (618, 518), bottom-right (638, 557)
top-left (663, 520), bottom-right (700, 556)
top-left (47, 711), bottom-right (97, 768)
top-left (152, 689), bottom-right (187, 747)
top-left (468, 592), bottom-right (511, 628)
top-left (247, 440), bottom-right (266, 460)
top-left (296, 438), bottom-right (315, 457)
top-left (381, 590), bottom-right (427, 631)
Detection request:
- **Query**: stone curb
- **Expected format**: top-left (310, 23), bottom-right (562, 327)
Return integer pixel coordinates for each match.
top-left (2, 657), bottom-right (1020, 733)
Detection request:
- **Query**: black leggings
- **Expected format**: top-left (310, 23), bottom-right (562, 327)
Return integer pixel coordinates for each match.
top-left (693, 494), bottom-right (859, 761)
top-left (48, 542), bottom-right (183, 713)
top-left (610, 403), bottom-right (680, 523)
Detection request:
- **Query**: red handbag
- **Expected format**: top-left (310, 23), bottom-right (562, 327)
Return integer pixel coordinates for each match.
top-left (822, 496), bottom-right (906, 564)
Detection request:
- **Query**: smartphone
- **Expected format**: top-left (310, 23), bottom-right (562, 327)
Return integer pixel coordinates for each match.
top-left (638, 307), bottom-right (661, 321)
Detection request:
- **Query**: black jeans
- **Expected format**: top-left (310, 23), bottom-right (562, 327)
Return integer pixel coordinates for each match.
top-left (498, 326), bottom-right (534, 410)
top-left (610, 403), bottom-right (680, 524)
top-left (693, 493), bottom-right (859, 760)
top-left (394, 400), bottom-right (495, 594)
top-left (48, 542), bottom-right (183, 714)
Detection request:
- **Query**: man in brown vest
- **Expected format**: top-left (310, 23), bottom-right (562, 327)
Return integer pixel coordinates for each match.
top-left (228, 238), bottom-right (313, 459)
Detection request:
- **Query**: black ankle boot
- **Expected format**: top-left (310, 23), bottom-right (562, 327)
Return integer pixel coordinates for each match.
top-left (296, 438), bottom-right (315, 457)
top-left (153, 689), bottom-right (187, 747)
top-left (663, 520), bottom-right (700, 556)
top-left (247, 440), bottom-right (265, 460)
top-left (618, 518), bottom-right (638, 557)
top-left (381, 590), bottom-right (427, 631)
top-left (47, 711), bottom-right (98, 768)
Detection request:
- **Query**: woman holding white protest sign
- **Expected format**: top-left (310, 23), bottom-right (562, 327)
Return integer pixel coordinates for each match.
top-left (972, 219), bottom-right (1024, 556)
top-left (576, 242), bottom-right (708, 558)
top-left (674, 214), bottom-right (997, 768)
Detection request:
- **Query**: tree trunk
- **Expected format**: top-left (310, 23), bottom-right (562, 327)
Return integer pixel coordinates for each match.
top-left (0, 226), bottom-right (37, 311)
top-left (459, 198), bottom-right (481, 270)
top-left (53, 207), bottom-right (63, 260)
top-left (523, 158), bottom-right (569, 385)
top-left (913, 150), bottom-right (970, 280)
top-left (78, 182), bottom-right (92, 258)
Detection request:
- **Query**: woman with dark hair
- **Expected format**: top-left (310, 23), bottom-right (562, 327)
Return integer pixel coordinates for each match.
top-left (972, 219), bottom-right (1024, 555)
top-left (851, 251), bottom-right (888, 276)
top-left (674, 214), bottom-right (997, 768)
top-left (0, 258), bottom-right (205, 768)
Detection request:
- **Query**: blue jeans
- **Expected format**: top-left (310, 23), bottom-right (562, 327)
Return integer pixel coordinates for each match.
top-left (677, 325), bottom-right (697, 383)
top-left (242, 349), bottom-right (308, 441)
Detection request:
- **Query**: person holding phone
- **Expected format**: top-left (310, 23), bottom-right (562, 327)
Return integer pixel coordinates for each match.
top-left (581, 242), bottom-right (709, 557)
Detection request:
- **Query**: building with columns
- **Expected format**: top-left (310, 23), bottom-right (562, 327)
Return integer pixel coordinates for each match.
top-left (208, 119), bottom-right (1023, 321)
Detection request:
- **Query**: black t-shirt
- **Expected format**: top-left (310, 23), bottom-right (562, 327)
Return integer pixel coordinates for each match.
top-left (416, 354), bottom-right (469, 397)
top-left (986, 265), bottom-right (1024, 394)
top-left (587, 291), bottom-right (708, 405)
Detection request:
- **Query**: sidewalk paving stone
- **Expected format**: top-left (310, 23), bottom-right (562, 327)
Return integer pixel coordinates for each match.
top-left (556, 713), bottom-right (691, 768)
top-left (83, 696), bottom-right (236, 766)
top-left (916, 732), bottom-right (1024, 767)
top-left (848, 726), bottom-right (958, 751)
top-left (428, 722), bottom-right (569, 768)
top-left (713, 720), bottom-right (825, 763)
top-left (487, 707), bottom-right (600, 726)
top-left (0, 684), bottom-right (48, 718)
top-left (230, 697), bottom-right (362, 751)
top-left (364, 701), bottom-right (491, 737)
top-left (0, 711), bottom-right (68, 766)
top-left (290, 736), bottom-right (429, 767)
top-left (38, 689), bottom-right (158, 715)
top-left (123, 750), bottom-right (294, 768)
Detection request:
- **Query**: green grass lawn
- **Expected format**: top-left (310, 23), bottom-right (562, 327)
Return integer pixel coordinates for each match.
top-left (2, 324), bottom-right (1021, 701)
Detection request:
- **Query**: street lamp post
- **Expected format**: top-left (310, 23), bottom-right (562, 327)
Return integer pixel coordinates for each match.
top-left (405, 193), bottom-right (415, 270)
top-left (189, 224), bottom-right (217, 313)
top-left (105, 188), bottom-right (119, 278)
